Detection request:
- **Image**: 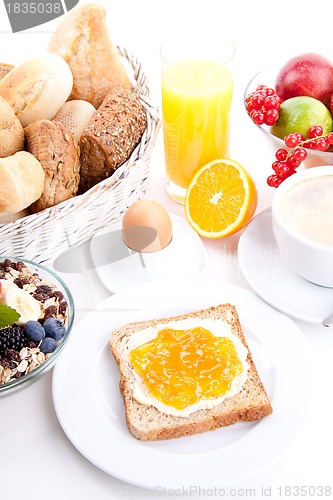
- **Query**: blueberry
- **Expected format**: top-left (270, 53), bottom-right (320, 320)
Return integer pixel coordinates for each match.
top-left (24, 321), bottom-right (45, 343)
top-left (43, 317), bottom-right (66, 341)
top-left (40, 337), bottom-right (57, 354)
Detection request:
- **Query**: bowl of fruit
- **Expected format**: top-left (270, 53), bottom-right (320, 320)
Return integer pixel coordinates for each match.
top-left (0, 257), bottom-right (74, 396)
top-left (244, 53), bottom-right (333, 187)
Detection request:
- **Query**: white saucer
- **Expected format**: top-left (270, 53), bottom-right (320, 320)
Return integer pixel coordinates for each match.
top-left (89, 214), bottom-right (209, 293)
top-left (238, 207), bottom-right (333, 326)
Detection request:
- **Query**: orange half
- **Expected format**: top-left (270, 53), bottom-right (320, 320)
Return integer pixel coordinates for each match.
top-left (185, 159), bottom-right (258, 238)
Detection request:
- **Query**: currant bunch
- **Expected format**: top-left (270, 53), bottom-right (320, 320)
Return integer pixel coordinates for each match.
top-left (267, 125), bottom-right (333, 187)
top-left (245, 85), bottom-right (281, 126)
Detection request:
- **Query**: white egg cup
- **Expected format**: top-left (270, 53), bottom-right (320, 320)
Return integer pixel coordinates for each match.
top-left (89, 214), bottom-right (209, 293)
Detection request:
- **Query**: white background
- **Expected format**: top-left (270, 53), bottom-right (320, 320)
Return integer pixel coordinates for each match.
top-left (1, 1), bottom-right (333, 499)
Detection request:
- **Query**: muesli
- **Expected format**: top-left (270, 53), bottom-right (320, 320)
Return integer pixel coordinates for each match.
top-left (0, 258), bottom-right (68, 386)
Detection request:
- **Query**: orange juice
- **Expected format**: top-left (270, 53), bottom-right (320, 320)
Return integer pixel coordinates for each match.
top-left (162, 58), bottom-right (233, 191)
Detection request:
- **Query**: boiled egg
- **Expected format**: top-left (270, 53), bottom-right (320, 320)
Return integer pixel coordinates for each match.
top-left (122, 199), bottom-right (172, 253)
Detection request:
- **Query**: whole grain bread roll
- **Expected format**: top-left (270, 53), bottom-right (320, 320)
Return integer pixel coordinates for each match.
top-left (78, 87), bottom-right (147, 193)
top-left (0, 152), bottom-right (45, 214)
top-left (25, 120), bottom-right (80, 213)
top-left (53, 99), bottom-right (96, 144)
top-left (48, 3), bottom-right (132, 108)
top-left (0, 53), bottom-right (73, 127)
top-left (0, 96), bottom-right (24, 158)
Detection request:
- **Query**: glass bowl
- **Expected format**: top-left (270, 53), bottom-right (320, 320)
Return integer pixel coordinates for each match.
top-left (0, 256), bottom-right (74, 396)
top-left (244, 66), bottom-right (333, 169)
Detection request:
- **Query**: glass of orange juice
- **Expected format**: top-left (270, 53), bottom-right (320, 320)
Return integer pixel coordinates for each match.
top-left (161, 34), bottom-right (235, 203)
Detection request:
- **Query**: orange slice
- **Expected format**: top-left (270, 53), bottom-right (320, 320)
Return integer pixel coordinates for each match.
top-left (184, 158), bottom-right (258, 238)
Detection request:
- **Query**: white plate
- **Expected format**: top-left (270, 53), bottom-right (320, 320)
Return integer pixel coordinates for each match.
top-left (89, 215), bottom-right (208, 292)
top-left (52, 278), bottom-right (310, 489)
top-left (238, 208), bottom-right (333, 326)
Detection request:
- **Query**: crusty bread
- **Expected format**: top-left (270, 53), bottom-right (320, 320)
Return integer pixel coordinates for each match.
top-left (0, 96), bottom-right (24, 158)
top-left (0, 53), bottom-right (73, 127)
top-left (0, 63), bottom-right (14, 81)
top-left (53, 100), bottom-right (96, 144)
top-left (111, 304), bottom-right (273, 441)
top-left (0, 152), bottom-right (45, 214)
top-left (48, 3), bottom-right (132, 108)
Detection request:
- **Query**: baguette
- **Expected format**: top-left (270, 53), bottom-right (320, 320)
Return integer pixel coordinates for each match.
top-left (111, 304), bottom-right (272, 441)
top-left (48, 3), bottom-right (132, 108)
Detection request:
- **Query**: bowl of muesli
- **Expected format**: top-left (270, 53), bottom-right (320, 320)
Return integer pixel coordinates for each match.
top-left (0, 256), bottom-right (74, 396)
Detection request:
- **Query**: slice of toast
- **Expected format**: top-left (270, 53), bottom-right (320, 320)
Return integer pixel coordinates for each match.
top-left (110, 304), bottom-right (273, 441)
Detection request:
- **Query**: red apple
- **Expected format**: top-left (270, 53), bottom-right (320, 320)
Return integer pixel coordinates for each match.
top-left (275, 53), bottom-right (333, 105)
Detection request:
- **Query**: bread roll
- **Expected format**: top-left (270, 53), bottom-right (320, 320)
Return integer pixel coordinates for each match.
top-left (0, 53), bottom-right (73, 127)
top-left (53, 100), bottom-right (96, 144)
top-left (48, 3), bottom-right (132, 108)
top-left (0, 63), bottom-right (14, 81)
top-left (0, 96), bottom-right (24, 158)
top-left (79, 87), bottom-right (147, 193)
top-left (25, 120), bottom-right (80, 213)
top-left (0, 152), bottom-right (45, 214)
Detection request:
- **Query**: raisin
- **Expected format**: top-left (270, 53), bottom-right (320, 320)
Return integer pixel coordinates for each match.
top-left (35, 285), bottom-right (53, 295)
top-left (15, 261), bottom-right (26, 271)
top-left (33, 293), bottom-right (50, 302)
top-left (1, 358), bottom-right (16, 369)
top-left (5, 349), bottom-right (20, 362)
top-left (44, 305), bottom-right (57, 319)
top-left (14, 278), bottom-right (24, 288)
top-left (59, 301), bottom-right (67, 315)
top-left (53, 290), bottom-right (64, 301)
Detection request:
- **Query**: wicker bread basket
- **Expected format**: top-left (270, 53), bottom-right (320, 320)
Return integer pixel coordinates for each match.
top-left (0, 47), bottom-right (161, 265)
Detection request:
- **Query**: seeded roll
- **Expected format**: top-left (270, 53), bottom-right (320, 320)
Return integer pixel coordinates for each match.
top-left (25, 119), bottom-right (80, 213)
top-left (78, 87), bottom-right (147, 193)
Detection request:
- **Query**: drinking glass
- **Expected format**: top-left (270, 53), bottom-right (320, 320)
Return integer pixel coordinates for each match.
top-left (161, 33), bottom-right (235, 203)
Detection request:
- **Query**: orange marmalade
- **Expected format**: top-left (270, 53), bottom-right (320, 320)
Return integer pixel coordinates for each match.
top-left (129, 326), bottom-right (243, 410)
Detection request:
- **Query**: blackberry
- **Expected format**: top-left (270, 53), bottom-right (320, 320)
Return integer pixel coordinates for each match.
top-left (0, 326), bottom-right (28, 357)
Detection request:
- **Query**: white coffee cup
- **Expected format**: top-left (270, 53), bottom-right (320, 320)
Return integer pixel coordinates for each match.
top-left (272, 165), bottom-right (333, 287)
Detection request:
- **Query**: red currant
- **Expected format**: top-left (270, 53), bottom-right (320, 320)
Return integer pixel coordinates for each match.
top-left (275, 148), bottom-right (288, 161)
top-left (265, 87), bottom-right (275, 96)
top-left (272, 160), bottom-right (284, 173)
top-left (327, 132), bottom-right (333, 145)
top-left (246, 84), bottom-right (280, 126)
top-left (250, 109), bottom-right (265, 125)
top-left (303, 140), bottom-right (316, 150)
top-left (264, 109), bottom-right (279, 126)
top-left (264, 96), bottom-right (280, 110)
top-left (284, 134), bottom-right (301, 148)
top-left (251, 94), bottom-right (265, 110)
top-left (267, 175), bottom-right (282, 188)
top-left (293, 147), bottom-right (307, 162)
top-left (293, 132), bottom-right (305, 142)
top-left (309, 125), bottom-right (323, 138)
top-left (315, 137), bottom-right (329, 151)
top-left (286, 154), bottom-right (301, 168)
